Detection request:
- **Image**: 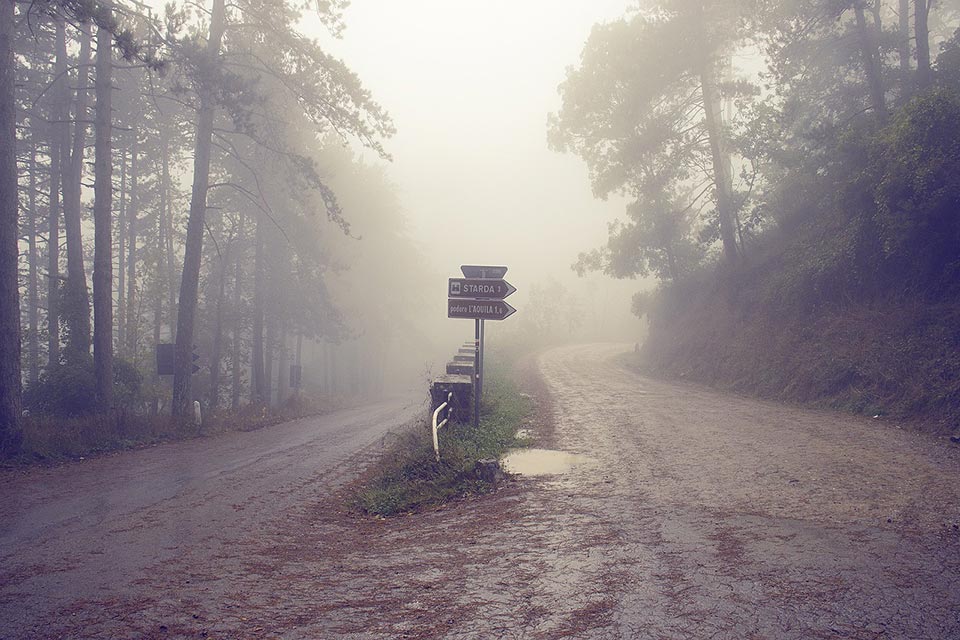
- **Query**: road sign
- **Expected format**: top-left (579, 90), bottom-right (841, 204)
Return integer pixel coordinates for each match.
top-left (156, 343), bottom-right (174, 376)
top-left (191, 345), bottom-right (201, 374)
top-left (448, 278), bottom-right (516, 300)
top-left (447, 362), bottom-right (474, 375)
top-left (461, 265), bottom-right (507, 279)
top-left (448, 298), bottom-right (517, 321)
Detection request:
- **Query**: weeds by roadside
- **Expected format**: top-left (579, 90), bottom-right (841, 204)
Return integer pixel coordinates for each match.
top-left (354, 365), bottom-right (533, 517)
top-left (5, 392), bottom-right (352, 466)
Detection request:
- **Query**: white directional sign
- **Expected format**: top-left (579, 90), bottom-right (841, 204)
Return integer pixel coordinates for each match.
top-left (448, 278), bottom-right (516, 300)
top-left (448, 299), bottom-right (517, 321)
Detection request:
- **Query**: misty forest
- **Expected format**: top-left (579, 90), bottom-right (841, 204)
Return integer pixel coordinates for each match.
top-left (3, 0), bottom-right (960, 638)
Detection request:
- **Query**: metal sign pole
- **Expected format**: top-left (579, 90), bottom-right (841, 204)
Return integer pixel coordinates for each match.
top-left (479, 319), bottom-right (485, 401)
top-left (474, 319), bottom-right (480, 427)
top-left (446, 265), bottom-right (516, 429)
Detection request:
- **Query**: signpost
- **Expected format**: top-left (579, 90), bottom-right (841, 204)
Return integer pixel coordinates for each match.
top-left (446, 265), bottom-right (517, 427)
top-left (460, 265), bottom-right (507, 279)
top-left (156, 343), bottom-right (201, 375)
top-left (447, 299), bottom-right (517, 321)
top-left (448, 278), bottom-right (516, 300)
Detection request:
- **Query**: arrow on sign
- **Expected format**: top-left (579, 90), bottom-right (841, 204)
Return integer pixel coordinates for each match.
top-left (448, 298), bottom-right (517, 321)
top-left (448, 278), bottom-right (516, 300)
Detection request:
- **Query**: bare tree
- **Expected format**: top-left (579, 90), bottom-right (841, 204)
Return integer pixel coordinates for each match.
top-left (62, 25), bottom-right (91, 360)
top-left (124, 135), bottom-right (138, 356)
top-left (27, 141), bottom-right (40, 385)
top-left (93, 12), bottom-right (113, 408)
top-left (172, 0), bottom-right (227, 418)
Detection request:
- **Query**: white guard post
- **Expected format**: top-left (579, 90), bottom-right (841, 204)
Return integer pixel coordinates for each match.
top-left (432, 392), bottom-right (453, 462)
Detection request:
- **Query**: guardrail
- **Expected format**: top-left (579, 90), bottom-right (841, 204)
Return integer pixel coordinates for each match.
top-left (432, 391), bottom-right (453, 462)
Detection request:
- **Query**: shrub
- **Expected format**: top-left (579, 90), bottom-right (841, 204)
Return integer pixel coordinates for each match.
top-left (24, 356), bottom-right (145, 417)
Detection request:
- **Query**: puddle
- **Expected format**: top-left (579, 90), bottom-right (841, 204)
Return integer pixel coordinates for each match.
top-left (500, 449), bottom-right (593, 476)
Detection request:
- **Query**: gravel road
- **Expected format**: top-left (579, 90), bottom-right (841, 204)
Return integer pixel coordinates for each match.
top-left (3, 343), bottom-right (959, 639)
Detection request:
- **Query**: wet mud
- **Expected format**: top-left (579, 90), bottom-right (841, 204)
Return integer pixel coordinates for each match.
top-left (3, 344), bottom-right (960, 639)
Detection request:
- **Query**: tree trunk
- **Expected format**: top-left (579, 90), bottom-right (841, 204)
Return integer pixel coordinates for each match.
top-left (124, 135), bottom-right (138, 356)
top-left (665, 244), bottom-right (679, 284)
top-left (93, 17), bottom-right (114, 409)
top-left (151, 187), bottom-right (164, 416)
top-left (208, 248), bottom-right (228, 411)
top-left (295, 331), bottom-right (302, 395)
top-left (0, 0), bottom-right (22, 439)
top-left (27, 142), bottom-right (39, 385)
top-left (898, 0), bottom-right (912, 99)
top-left (62, 26), bottom-right (92, 361)
top-left (325, 342), bottom-right (334, 395)
top-left (277, 321), bottom-right (288, 405)
top-left (251, 218), bottom-right (265, 405)
top-left (47, 112), bottom-right (61, 368)
top-left (117, 146), bottom-right (126, 351)
top-left (869, 0), bottom-right (882, 30)
top-left (230, 236), bottom-right (243, 410)
top-left (172, 0), bottom-right (227, 418)
top-left (854, 1), bottom-right (887, 118)
top-left (264, 307), bottom-right (276, 407)
top-left (47, 18), bottom-right (68, 369)
top-left (915, 0), bottom-right (931, 89)
top-left (699, 65), bottom-right (738, 264)
top-left (160, 131), bottom-right (176, 339)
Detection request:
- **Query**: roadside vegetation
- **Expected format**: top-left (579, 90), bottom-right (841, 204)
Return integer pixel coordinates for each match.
top-left (633, 88), bottom-right (960, 431)
top-left (552, 2), bottom-right (960, 433)
top-left (2, 1), bottom-right (434, 457)
top-left (7, 391), bottom-right (350, 465)
top-left (354, 361), bottom-right (533, 517)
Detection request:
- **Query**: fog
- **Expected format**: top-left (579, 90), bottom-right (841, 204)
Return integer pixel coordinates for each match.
top-left (300, 0), bottom-right (647, 382)
top-left (7, 1), bottom-right (960, 634)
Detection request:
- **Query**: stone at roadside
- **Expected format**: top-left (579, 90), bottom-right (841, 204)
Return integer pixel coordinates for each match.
top-left (475, 458), bottom-right (506, 484)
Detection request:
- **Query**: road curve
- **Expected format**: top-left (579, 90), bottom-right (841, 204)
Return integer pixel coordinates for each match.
top-left (255, 343), bottom-right (960, 639)
top-left (0, 394), bottom-right (424, 638)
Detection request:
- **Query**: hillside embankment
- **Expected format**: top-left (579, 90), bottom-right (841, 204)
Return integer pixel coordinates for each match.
top-left (636, 90), bottom-right (960, 435)
top-left (640, 284), bottom-right (960, 434)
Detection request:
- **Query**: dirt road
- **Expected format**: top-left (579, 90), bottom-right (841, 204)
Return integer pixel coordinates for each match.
top-left (3, 344), bottom-right (960, 639)
top-left (0, 396), bottom-right (424, 639)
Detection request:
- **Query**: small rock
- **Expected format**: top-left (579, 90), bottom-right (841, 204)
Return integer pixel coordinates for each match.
top-left (950, 435), bottom-right (960, 444)
top-left (475, 459), bottom-right (505, 484)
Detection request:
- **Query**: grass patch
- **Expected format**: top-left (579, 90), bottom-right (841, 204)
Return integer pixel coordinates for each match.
top-left (354, 364), bottom-right (533, 517)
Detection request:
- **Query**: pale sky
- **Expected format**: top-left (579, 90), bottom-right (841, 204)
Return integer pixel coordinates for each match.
top-left (310, 0), bottom-right (636, 288)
